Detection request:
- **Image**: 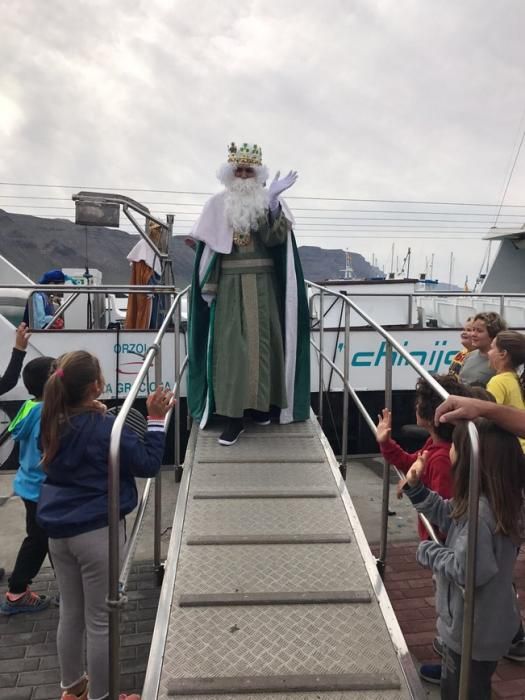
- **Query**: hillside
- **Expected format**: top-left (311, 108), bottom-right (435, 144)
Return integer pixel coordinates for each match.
top-left (0, 210), bottom-right (380, 285)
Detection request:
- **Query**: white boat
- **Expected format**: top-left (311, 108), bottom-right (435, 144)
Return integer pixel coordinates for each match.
top-left (1, 197), bottom-right (524, 463)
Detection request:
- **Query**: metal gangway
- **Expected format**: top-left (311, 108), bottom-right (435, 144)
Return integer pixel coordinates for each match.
top-left (106, 281), bottom-right (481, 700)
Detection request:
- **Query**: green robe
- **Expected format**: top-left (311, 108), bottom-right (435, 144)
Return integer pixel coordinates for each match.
top-left (208, 215), bottom-right (287, 418)
top-left (188, 210), bottom-right (310, 426)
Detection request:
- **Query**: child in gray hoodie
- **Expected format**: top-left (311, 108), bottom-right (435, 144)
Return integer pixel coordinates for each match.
top-left (403, 418), bottom-right (525, 700)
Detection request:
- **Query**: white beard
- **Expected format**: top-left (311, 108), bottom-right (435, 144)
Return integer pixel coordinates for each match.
top-left (224, 178), bottom-right (268, 232)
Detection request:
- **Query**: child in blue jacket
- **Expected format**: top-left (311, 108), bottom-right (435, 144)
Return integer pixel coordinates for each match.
top-left (1, 356), bottom-right (55, 615)
top-left (37, 350), bottom-right (174, 700)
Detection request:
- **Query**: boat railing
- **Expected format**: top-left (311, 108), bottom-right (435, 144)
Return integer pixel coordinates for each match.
top-left (306, 279), bottom-right (480, 700)
top-left (0, 283), bottom-right (178, 330)
top-left (309, 289), bottom-right (525, 328)
top-left (107, 284), bottom-right (190, 700)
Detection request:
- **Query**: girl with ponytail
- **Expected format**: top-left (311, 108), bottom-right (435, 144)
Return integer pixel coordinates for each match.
top-left (37, 351), bottom-right (174, 700)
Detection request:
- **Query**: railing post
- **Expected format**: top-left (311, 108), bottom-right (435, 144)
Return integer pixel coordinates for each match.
top-left (341, 302), bottom-right (350, 476)
top-left (108, 444), bottom-right (122, 700)
top-left (153, 346), bottom-right (163, 583)
top-left (500, 295), bottom-right (505, 319)
top-left (318, 288), bottom-right (324, 427)
top-left (28, 291), bottom-right (35, 329)
top-left (174, 297), bottom-right (181, 471)
top-left (458, 422), bottom-right (481, 699)
top-left (407, 294), bottom-right (413, 328)
top-left (378, 342), bottom-right (393, 579)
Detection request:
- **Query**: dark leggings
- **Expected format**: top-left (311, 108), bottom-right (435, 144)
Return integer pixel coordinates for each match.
top-left (441, 645), bottom-right (497, 700)
top-left (8, 499), bottom-right (49, 594)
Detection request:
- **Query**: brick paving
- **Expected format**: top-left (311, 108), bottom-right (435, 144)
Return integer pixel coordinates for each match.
top-left (378, 541), bottom-right (525, 700)
top-left (0, 562), bottom-right (160, 700)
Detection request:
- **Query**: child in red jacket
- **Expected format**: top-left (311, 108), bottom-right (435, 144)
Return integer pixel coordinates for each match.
top-left (376, 374), bottom-right (470, 541)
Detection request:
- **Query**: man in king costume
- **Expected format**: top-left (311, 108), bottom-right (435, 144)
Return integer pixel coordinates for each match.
top-left (188, 141), bottom-right (310, 446)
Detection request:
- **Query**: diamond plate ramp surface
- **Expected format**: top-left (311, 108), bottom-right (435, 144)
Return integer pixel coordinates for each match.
top-left (174, 543), bottom-right (371, 594)
top-left (184, 499), bottom-right (350, 538)
top-left (195, 435), bottom-right (325, 463)
top-left (190, 462), bottom-right (334, 490)
top-left (148, 418), bottom-right (422, 700)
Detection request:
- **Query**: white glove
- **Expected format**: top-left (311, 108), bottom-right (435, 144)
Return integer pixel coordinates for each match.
top-left (268, 170), bottom-right (298, 213)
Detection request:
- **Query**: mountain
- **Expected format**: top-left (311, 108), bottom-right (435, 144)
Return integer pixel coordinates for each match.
top-left (0, 210), bottom-right (380, 285)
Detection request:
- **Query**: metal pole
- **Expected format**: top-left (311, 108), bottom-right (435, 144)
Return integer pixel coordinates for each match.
top-left (154, 348), bottom-right (163, 578)
top-left (27, 291), bottom-right (35, 329)
top-left (108, 425), bottom-right (123, 700)
top-left (500, 295), bottom-right (505, 319)
top-left (378, 342), bottom-right (393, 579)
top-left (174, 299), bottom-right (181, 470)
top-left (318, 289), bottom-right (324, 427)
top-left (458, 422), bottom-right (481, 699)
top-left (341, 302), bottom-right (350, 472)
top-left (407, 294), bottom-right (413, 328)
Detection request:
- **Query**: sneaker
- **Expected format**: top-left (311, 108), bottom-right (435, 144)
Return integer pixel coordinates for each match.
top-left (433, 636), bottom-right (444, 657)
top-left (419, 664), bottom-right (441, 685)
top-left (504, 639), bottom-right (525, 662)
top-left (250, 410), bottom-right (271, 426)
top-left (0, 588), bottom-right (50, 615)
top-left (218, 419), bottom-right (245, 446)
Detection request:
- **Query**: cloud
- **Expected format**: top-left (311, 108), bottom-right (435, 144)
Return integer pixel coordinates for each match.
top-left (1, 0), bottom-right (525, 285)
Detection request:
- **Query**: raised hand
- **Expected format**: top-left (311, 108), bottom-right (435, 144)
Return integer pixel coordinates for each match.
top-left (146, 386), bottom-right (176, 419)
top-left (268, 170), bottom-right (298, 213)
top-left (268, 170), bottom-right (298, 199)
top-left (406, 450), bottom-right (428, 487)
top-left (15, 322), bottom-right (31, 351)
top-left (376, 408), bottom-right (392, 444)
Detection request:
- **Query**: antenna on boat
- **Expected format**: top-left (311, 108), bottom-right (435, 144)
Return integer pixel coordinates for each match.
top-left (389, 242), bottom-right (395, 277)
top-left (398, 247), bottom-right (411, 279)
top-left (340, 250), bottom-right (353, 279)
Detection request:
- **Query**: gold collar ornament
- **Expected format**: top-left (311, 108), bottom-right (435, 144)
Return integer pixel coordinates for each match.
top-left (233, 230), bottom-right (251, 246)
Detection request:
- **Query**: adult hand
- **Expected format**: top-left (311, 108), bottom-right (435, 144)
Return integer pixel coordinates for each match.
top-left (15, 322), bottom-right (31, 351)
top-left (406, 450), bottom-right (428, 487)
top-left (434, 396), bottom-right (483, 425)
top-left (268, 170), bottom-right (298, 211)
top-left (146, 386), bottom-right (176, 419)
top-left (376, 408), bottom-right (392, 444)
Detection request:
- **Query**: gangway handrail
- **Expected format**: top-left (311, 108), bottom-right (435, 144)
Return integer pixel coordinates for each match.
top-left (306, 279), bottom-right (480, 699)
top-left (308, 334), bottom-right (442, 547)
top-left (119, 355), bottom-right (189, 590)
top-left (107, 284), bottom-right (190, 700)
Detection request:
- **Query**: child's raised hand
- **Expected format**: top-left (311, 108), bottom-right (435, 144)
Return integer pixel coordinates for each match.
top-left (146, 387), bottom-right (176, 419)
top-left (406, 450), bottom-right (428, 487)
top-left (376, 408), bottom-right (392, 444)
top-left (396, 477), bottom-right (408, 499)
top-left (15, 322), bottom-right (31, 351)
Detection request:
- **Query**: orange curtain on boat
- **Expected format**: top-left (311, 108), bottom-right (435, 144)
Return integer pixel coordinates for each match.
top-left (125, 261), bottom-right (154, 330)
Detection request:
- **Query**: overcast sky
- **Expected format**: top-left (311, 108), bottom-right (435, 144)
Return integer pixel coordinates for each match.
top-left (2, 0), bottom-right (525, 286)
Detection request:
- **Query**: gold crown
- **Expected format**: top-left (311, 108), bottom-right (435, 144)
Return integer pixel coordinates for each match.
top-left (227, 142), bottom-right (262, 166)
